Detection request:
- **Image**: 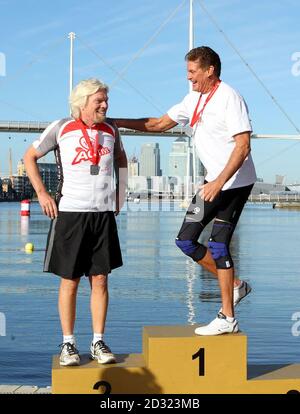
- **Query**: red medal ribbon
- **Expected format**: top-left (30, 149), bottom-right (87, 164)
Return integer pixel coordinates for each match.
top-left (190, 80), bottom-right (221, 127)
top-left (76, 119), bottom-right (100, 165)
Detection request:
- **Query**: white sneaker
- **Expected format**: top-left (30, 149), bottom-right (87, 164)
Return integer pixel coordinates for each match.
top-left (59, 342), bottom-right (80, 366)
top-left (234, 280), bottom-right (252, 306)
top-left (194, 312), bottom-right (239, 336)
top-left (90, 340), bottom-right (116, 364)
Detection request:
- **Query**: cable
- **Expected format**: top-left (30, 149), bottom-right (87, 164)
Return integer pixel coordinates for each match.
top-left (111, 0), bottom-right (188, 88)
top-left (77, 35), bottom-right (164, 114)
top-left (197, 0), bottom-right (300, 167)
top-left (0, 98), bottom-right (44, 119)
top-left (198, 0), bottom-right (299, 134)
top-left (0, 36), bottom-right (66, 89)
top-left (76, 0), bottom-right (187, 114)
top-left (0, 36), bottom-right (66, 119)
top-left (255, 139), bottom-right (300, 168)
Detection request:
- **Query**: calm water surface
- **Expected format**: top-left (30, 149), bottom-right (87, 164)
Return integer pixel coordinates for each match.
top-left (0, 201), bottom-right (300, 386)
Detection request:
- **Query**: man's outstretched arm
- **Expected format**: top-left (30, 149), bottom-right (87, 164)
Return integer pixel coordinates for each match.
top-left (114, 114), bottom-right (177, 133)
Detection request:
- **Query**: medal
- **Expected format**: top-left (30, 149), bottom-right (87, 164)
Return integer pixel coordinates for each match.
top-left (76, 119), bottom-right (102, 176)
top-left (90, 164), bottom-right (100, 175)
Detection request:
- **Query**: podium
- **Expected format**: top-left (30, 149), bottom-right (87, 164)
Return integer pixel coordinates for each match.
top-left (52, 325), bottom-right (300, 394)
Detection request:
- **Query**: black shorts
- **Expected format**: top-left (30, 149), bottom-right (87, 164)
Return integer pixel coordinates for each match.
top-left (44, 211), bottom-right (123, 279)
top-left (177, 183), bottom-right (254, 244)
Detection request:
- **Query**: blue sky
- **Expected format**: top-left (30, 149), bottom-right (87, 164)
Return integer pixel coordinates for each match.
top-left (0, 0), bottom-right (300, 183)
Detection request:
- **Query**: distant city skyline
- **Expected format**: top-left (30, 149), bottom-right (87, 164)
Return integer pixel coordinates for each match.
top-left (0, 146), bottom-right (293, 200)
top-left (0, 139), bottom-right (295, 186)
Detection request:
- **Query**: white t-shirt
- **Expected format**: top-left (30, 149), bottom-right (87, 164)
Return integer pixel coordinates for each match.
top-left (167, 81), bottom-right (256, 190)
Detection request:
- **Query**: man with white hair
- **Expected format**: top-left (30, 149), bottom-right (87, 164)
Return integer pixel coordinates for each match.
top-left (24, 78), bottom-right (127, 366)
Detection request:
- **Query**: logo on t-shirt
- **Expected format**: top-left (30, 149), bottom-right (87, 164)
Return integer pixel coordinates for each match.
top-left (72, 136), bottom-right (111, 165)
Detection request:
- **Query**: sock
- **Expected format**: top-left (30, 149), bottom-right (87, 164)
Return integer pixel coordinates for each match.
top-left (234, 280), bottom-right (243, 289)
top-left (63, 334), bottom-right (75, 345)
top-left (93, 333), bottom-right (104, 344)
top-left (226, 316), bottom-right (235, 323)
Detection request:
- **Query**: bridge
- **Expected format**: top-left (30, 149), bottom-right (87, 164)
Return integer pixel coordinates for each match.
top-left (0, 121), bottom-right (187, 137)
top-left (1, 120), bottom-right (300, 140)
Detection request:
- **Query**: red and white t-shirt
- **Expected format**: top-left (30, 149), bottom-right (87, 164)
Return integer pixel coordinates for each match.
top-left (32, 117), bottom-right (124, 212)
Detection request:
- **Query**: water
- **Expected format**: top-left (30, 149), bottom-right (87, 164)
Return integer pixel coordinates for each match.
top-left (0, 201), bottom-right (300, 387)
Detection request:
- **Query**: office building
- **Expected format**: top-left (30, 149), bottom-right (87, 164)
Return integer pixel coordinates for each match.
top-left (128, 156), bottom-right (139, 176)
top-left (169, 137), bottom-right (203, 179)
top-left (17, 159), bottom-right (26, 176)
top-left (140, 143), bottom-right (161, 177)
top-left (37, 163), bottom-right (58, 194)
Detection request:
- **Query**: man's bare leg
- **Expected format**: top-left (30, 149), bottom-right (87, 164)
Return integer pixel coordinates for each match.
top-left (217, 268), bottom-right (234, 317)
top-left (198, 249), bottom-right (241, 288)
top-left (89, 274), bottom-right (116, 364)
top-left (58, 277), bottom-right (80, 335)
top-left (89, 274), bottom-right (108, 334)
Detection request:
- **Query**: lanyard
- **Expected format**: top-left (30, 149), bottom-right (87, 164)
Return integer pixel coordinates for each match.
top-left (76, 119), bottom-right (100, 165)
top-left (190, 80), bottom-right (221, 127)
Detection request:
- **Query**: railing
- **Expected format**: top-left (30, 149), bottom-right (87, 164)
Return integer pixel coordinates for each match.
top-left (249, 194), bottom-right (300, 202)
top-left (0, 121), bottom-right (188, 136)
top-left (1, 121), bottom-right (300, 140)
top-left (0, 121), bottom-right (51, 133)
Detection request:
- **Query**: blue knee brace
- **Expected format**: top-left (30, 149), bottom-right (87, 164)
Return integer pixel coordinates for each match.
top-left (207, 222), bottom-right (234, 269)
top-left (175, 239), bottom-right (196, 255)
top-left (175, 238), bottom-right (206, 261)
top-left (207, 241), bottom-right (229, 260)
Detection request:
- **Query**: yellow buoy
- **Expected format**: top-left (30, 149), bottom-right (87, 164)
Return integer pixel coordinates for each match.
top-left (25, 242), bottom-right (34, 253)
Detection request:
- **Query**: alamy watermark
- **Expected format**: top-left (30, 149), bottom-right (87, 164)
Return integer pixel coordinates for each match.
top-left (291, 52), bottom-right (300, 77)
top-left (0, 312), bottom-right (6, 336)
top-left (0, 51), bottom-right (6, 77)
top-left (94, 169), bottom-right (206, 216)
top-left (291, 312), bottom-right (300, 336)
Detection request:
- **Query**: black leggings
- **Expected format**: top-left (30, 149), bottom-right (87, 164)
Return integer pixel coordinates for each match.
top-left (176, 183), bottom-right (253, 269)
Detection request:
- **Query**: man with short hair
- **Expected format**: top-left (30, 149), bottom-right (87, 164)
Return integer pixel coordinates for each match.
top-left (115, 46), bottom-right (256, 336)
top-left (24, 78), bottom-right (127, 365)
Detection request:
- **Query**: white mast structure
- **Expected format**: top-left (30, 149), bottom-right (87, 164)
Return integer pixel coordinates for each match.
top-left (186, 0), bottom-right (196, 196)
top-left (68, 32), bottom-right (76, 101)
